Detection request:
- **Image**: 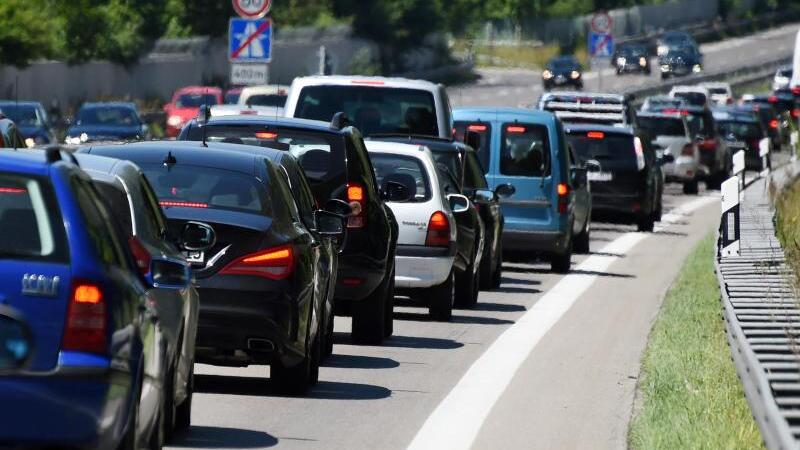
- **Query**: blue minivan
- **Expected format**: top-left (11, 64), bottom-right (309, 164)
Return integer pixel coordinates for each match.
top-left (453, 108), bottom-right (592, 273)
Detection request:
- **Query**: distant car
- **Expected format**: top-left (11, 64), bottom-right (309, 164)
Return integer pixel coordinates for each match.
top-left (209, 104), bottom-right (284, 117)
top-left (163, 86), bottom-right (223, 138)
top-left (739, 95), bottom-right (786, 149)
top-left (614, 43), bottom-right (651, 75)
top-left (659, 49), bottom-right (703, 79)
top-left (773, 66), bottom-right (793, 92)
top-left (640, 95), bottom-right (686, 113)
top-left (66, 102), bottom-right (148, 144)
top-left (0, 101), bottom-right (55, 146)
top-left (0, 148), bottom-right (176, 448)
top-left (700, 82), bottom-right (733, 106)
top-left (77, 153), bottom-right (199, 438)
top-left (638, 111), bottom-right (700, 194)
top-left (83, 141), bottom-right (345, 393)
top-left (238, 85), bottom-right (289, 108)
top-left (0, 114), bottom-right (26, 148)
top-left (657, 31), bottom-right (697, 57)
top-left (564, 125), bottom-right (663, 232)
top-left (713, 108), bottom-right (771, 171)
top-left (538, 92), bottom-right (638, 128)
top-left (669, 85), bottom-right (710, 108)
top-left (542, 56), bottom-right (583, 90)
top-left (224, 87), bottom-right (243, 104)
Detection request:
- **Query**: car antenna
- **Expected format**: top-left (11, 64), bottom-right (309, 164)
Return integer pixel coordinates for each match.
top-left (163, 151), bottom-right (177, 170)
top-left (13, 75), bottom-right (18, 150)
top-left (201, 87), bottom-right (209, 147)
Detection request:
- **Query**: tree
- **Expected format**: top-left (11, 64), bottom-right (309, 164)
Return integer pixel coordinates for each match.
top-left (0, 0), bottom-right (56, 68)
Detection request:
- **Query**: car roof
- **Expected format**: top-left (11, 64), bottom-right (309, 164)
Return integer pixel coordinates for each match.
top-left (0, 101), bottom-right (42, 108)
top-left (637, 111), bottom-right (685, 119)
top-left (540, 91), bottom-right (627, 101)
top-left (79, 102), bottom-right (137, 109)
top-left (563, 123), bottom-right (635, 135)
top-left (713, 110), bottom-right (758, 122)
top-left (175, 86), bottom-right (222, 94)
top-left (202, 114), bottom-right (336, 133)
top-left (454, 107), bottom-right (557, 124)
top-left (240, 85), bottom-right (289, 96)
top-left (291, 75), bottom-right (440, 91)
top-left (670, 85), bottom-right (709, 93)
top-left (364, 140), bottom-right (434, 160)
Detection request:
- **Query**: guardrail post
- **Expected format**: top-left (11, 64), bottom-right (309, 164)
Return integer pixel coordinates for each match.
top-left (760, 138), bottom-right (771, 177)
top-left (720, 174), bottom-right (740, 257)
top-left (733, 149), bottom-right (745, 195)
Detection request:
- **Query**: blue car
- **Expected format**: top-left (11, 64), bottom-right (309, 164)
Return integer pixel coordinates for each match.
top-left (454, 108), bottom-right (592, 272)
top-left (0, 101), bottom-right (56, 146)
top-left (66, 102), bottom-right (149, 144)
top-left (0, 148), bottom-right (188, 448)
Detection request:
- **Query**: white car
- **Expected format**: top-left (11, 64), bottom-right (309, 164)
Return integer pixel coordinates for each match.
top-left (238, 85), bottom-right (289, 108)
top-left (773, 66), bottom-right (792, 92)
top-left (638, 111), bottom-right (703, 194)
top-left (669, 85), bottom-right (710, 108)
top-left (700, 82), bottom-right (733, 106)
top-left (208, 104), bottom-right (284, 117)
top-left (365, 140), bottom-right (469, 321)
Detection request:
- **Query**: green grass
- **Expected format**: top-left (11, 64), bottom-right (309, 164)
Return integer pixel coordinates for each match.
top-left (775, 180), bottom-right (800, 285)
top-left (628, 235), bottom-right (764, 450)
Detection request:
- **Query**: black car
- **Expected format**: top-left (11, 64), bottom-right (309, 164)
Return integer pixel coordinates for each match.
top-left (657, 31), bottom-right (697, 57)
top-left (713, 108), bottom-right (771, 171)
top-left (659, 49), bottom-right (702, 79)
top-left (738, 97), bottom-right (785, 149)
top-left (0, 114), bottom-right (25, 148)
top-left (178, 114), bottom-right (400, 345)
top-left (82, 141), bottom-right (345, 393)
top-left (564, 125), bottom-right (663, 232)
top-left (0, 101), bottom-right (56, 146)
top-left (543, 56), bottom-right (583, 90)
top-left (614, 43), bottom-right (651, 75)
top-left (66, 102), bottom-right (149, 144)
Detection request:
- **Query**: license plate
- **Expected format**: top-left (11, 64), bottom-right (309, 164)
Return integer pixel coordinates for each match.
top-left (588, 172), bottom-right (614, 182)
top-left (183, 250), bottom-right (205, 264)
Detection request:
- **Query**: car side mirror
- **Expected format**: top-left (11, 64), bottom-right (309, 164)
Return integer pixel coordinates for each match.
top-left (0, 306), bottom-right (34, 372)
top-left (148, 258), bottom-right (191, 290)
top-left (383, 181), bottom-right (412, 202)
top-left (585, 159), bottom-right (602, 173)
top-left (494, 183), bottom-right (516, 198)
top-left (474, 188), bottom-right (496, 202)
top-left (447, 194), bottom-right (470, 214)
top-left (464, 130), bottom-right (482, 150)
top-left (324, 199), bottom-right (352, 216)
top-left (181, 221), bottom-right (216, 251)
top-left (315, 210), bottom-right (346, 238)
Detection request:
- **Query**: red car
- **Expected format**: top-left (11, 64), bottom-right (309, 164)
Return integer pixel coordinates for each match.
top-left (163, 86), bottom-right (222, 137)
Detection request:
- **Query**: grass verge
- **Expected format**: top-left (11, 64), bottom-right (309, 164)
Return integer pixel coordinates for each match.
top-left (775, 179), bottom-right (800, 285)
top-left (628, 235), bottom-right (764, 450)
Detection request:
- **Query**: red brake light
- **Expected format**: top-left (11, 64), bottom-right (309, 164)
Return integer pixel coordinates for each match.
top-left (792, 108), bottom-right (800, 119)
top-left (159, 201), bottom-right (208, 209)
top-left (663, 108), bottom-right (689, 116)
top-left (587, 131), bottom-right (605, 139)
top-left (793, 86), bottom-right (800, 95)
top-left (768, 95), bottom-right (778, 103)
top-left (347, 183), bottom-right (366, 228)
top-left (220, 245), bottom-right (295, 280)
top-left (0, 187), bottom-right (26, 194)
top-left (557, 183), bottom-right (569, 196)
top-left (770, 119), bottom-right (779, 129)
top-left (468, 124), bottom-right (487, 132)
top-left (351, 80), bottom-right (385, 86)
top-left (62, 281), bottom-right (107, 354)
top-left (256, 131), bottom-right (277, 139)
top-left (506, 125), bottom-right (526, 133)
top-left (241, 110), bottom-right (258, 115)
top-left (699, 139), bottom-right (717, 151)
top-left (128, 237), bottom-right (151, 276)
top-left (557, 183), bottom-right (570, 214)
top-left (426, 211), bottom-right (450, 247)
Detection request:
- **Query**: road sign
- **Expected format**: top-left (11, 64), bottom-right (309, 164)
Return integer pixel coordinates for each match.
top-left (590, 12), bottom-right (613, 34)
top-left (231, 63), bottom-right (269, 85)
top-left (589, 32), bottom-right (614, 58)
top-left (233, 0), bottom-right (271, 19)
top-left (229, 18), bottom-right (272, 63)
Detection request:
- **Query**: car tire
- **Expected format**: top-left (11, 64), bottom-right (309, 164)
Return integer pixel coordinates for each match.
top-left (174, 363), bottom-right (193, 431)
top-left (550, 235), bottom-right (572, 274)
top-left (271, 324), bottom-right (320, 394)
top-left (479, 245), bottom-right (495, 291)
top-left (148, 397), bottom-right (166, 450)
top-left (491, 244), bottom-right (503, 289)
top-left (351, 274), bottom-right (388, 345)
top-left (383, 268), bottom-right (395, 339)
top-left (683, 179), bottom-right (699, 195)
top-left (637, 213), bottom-right (655, 232)
top-left (429, 269), bottom-right (455, 321)
top-left (117, 376), bottom-right (142, 450)
top-left (162, 365), bottom-right (176, 441)
top-left (323, 312), bottom-right (334, 358)
top-left (574, 221), bottom-right (590, 254)
top-left (455, 254), bottom-right (480, 308)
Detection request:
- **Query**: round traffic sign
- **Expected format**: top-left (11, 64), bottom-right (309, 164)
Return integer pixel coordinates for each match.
top-left (590, 12), bottom-right (613, 34)
top-left (233, 0), bottom-right (271, 19)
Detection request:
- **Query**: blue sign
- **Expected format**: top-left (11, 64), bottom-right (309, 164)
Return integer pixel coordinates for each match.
top-left (589, 32), bottom-right (614, 58)
top-left (229, 18), bottom-right (272, 63)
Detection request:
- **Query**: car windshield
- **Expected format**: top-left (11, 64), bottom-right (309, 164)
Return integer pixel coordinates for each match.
top-left (549, 58), bottom-right (578, 69)
top-left (139, 164), bottom-right (271, 215)
top-left (619, 46), bottom-right (646, 57)
top-left (566, 132), bottom-right (638, 171)
top-left (717, 120), bottom-right (762, 139)
top-left (499, 124), bottom-right (551, 177)
top-left (184, 124), bottom-right (347, 203)
top-left (295, 85), bottom-right (438, 137)
top-left (0, 174), bottom-right (67, 261)
top-left (243, 94), bottom-right (287, 108)
top-left (0, 106), bottom-right (41, 127)
top-left (77, 106), bottom-right (138, 126)
top-left (176, 93), bottom-right (219, 108)
top-left (638, 117), bottom-right (686, 137)
top-left (370, 154), bottom-right (431, 202)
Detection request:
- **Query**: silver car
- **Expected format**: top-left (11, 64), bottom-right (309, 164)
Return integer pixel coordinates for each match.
top-left (638, 111), bottom-right (702, 194)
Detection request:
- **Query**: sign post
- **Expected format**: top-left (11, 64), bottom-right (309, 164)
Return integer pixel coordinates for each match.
top-left (589, 12), bottom-right (614, 91)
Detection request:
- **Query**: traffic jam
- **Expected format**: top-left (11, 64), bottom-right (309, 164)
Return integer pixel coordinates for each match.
top-left (0, 1), bottom-right (798, 449)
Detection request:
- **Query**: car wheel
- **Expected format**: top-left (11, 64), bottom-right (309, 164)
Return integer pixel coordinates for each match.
top-left (479, 246), bottom-right (494, 291)
top-left (383, 268), bottom-right (395, 339)
top-left (117, 377), bottom-right (142, 450)
top-left (455, 254), bottom-right (480, 308)
top-left (683, 179), bottom-right (699, 195)
top-left (574, 221), bottom-right (590, 254)
top-left (271, 324), bottom-right (320, 394)
top-left (429, 269), bottom-right (455, 321)
top-left (550, 235), bottom-right (572, 274)
top-left (162, 365), bottom-right (176, 441)
top-left (174, 363), bottom-right (193, 431)
top-left (491, 244), bottom-right (503, 289)
top-left (351, 273), bottom-right (388, 345)
top-left (323, 312), bottom-right (334, 358)
top-left (148, 395), bottom-right (166, 450)
top-left (637, 213), bottom-right (655, 232)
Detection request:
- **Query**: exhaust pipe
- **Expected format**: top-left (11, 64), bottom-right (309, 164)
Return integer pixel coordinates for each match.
top-left (247, 338), bottom-right (276, 352)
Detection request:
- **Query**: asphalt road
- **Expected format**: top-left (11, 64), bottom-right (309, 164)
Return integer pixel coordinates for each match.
top-left (165, 25), bottom-right (798, 450)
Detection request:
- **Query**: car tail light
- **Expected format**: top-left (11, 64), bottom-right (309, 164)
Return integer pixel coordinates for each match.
top-left (634, 137), bottom-right (646, 171)
top-left (62, 281), bottom-right (107, 354)
top-left (792, 108), bottom-right (800, 119)
top-left (342, 278), bottom-right (363, 286)
top-left (768, 95), bottom-right (778, 103)
top-left (468, 124), bottom-right (487, 132)
top-left (159, 200), bottom-right (208, 209)
top-left (425, 211), bottom-right (450, 247)
top-left (220, 245), bottom-right (295, 280)
top-left (792, 86), bottom-right (800, 95)
top-left (0, 187), bottom-right (26, 194)
top-left (506, 125), bottom-right (526, 133)
top-left (681, 144), bottom-right (694, 156)
top-left (128, 237), bottom-right (151, 276)
top-left (351, 80), bottom-right (385, 86)
top-left (347, 183), bottom-right (366, 228)
top-left (587, 131), bottom-right (604, 139)
top-left (769, 119), bottom-right (779, 129)
top-left (557, 183), bottom-right (570, 215)
top-left (663, 109), bottom-right (689, 116)
top-left (255, 131), bottom-right (278, 139)
top-left (699, 138), bottom-right (717, 151)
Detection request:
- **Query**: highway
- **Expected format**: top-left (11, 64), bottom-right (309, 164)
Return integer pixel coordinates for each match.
top-left (166, 23), bottom-right (798, 450)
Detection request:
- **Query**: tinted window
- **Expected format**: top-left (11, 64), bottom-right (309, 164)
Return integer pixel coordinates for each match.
top-left (139, 175), bottom-right (168, 238)
top-left (94, 182), bottom-right (133, 237)
top-left (244, 94), bottom-right (287, 107)
top-left (717, 120), bottom-right (762, 139)
top-left (77, 107), bottom-right (138, 126)
top-left (686, 112), bottom-right (713, 137)
top-left (295, 86), bottom-right (438, 137)
top-left (499, 124), bottom-right (551, 177)
top-left (464, 152), bottom-right (488, 189)
top-left (71, 177), bottom-right (129, 269)
top-left (0, 174), bottom-right (68, 262)
top-left (454, 122), bottom-right (491, 171)
top-left (707, 87), bottom-right (728, 95)
top-left (139, 164), bottom-right (271, 215)
top-left (566, 132), bottom-right (638, 171)
top-left (176, 94), bottom-right (218, 108)
top-left (0, 105), bottom-right (42, 127)
top-left (430, 150), bottom-right (462, 188)
top-left (280, 157), bottom-right (317, 228)
top-left (370, 154), bottom-right (431, 202)
top-left (672, 92), bottom-right (706, 106)
top-left (638, 117), bottom-right (686, 137)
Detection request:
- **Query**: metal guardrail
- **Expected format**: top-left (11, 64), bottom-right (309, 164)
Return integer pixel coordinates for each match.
top-left (716, 164), bottom-right (800, 449)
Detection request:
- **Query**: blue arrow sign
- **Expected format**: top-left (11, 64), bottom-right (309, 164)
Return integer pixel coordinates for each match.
top-left (589, 32), bottom-right (614, 58)
top-left (229, 18), bottom-right (272, 63)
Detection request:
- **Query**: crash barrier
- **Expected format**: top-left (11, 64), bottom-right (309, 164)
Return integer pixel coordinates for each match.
top-left (716, 163), bottom-right (800, 449)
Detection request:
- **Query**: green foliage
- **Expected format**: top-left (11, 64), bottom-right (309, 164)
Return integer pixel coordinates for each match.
top-left (0, 0), bottom-right (55, 68)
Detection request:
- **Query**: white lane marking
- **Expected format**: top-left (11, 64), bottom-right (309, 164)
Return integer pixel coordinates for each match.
top-left (406, 195), bottom-right (718, 450)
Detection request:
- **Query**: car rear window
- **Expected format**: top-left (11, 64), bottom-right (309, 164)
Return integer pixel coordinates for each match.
top-left (499, 123), bottom-right (551, 177)
top-left (176, 93), bottom-right (219, 108)
top-left (454, 122), bottom-right (491, 171)
top-left (566, 131), bottom-right (639, 171)
top-left (295, 85), bottom-right (439, 137)
top-left (139, 164), bottom-right (272, 215)
top-left (672, 92), bottom-right (706, 106)
top-left (430, 150), bottom-right (462, 187)
top-left (707, 87), bottom-right (728, 95)
top-left (243, 94), bottom-right (287, 108)
top-left (184, 124), bottom-right (347, 203)
top-left (0, 174), bottom-right (68, 262)
top-left (717, 120), bottom-right (762, 139)
top-left (685, 111), bottom-right (713, 137)
top-left (370, 154), bottom-right (431, 202)
top-left (638, 117), bottom-right (686, 137)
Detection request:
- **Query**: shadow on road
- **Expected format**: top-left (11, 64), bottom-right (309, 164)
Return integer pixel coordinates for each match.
top-left (333, 332), bottom-right (464, 350)
top-left (393, 311), bottom-right (514, 325)
top-left (169, 425), bottom-right (278, 448)
top-left (589, 251), bottom-right (625, 258)
top-left (493, 285), bottom-right (542, 295)
top-left (470, 302), bottom-right (527, 312)
top-left (322, 353), bottom-right (400, 369)
top-left (569, 269), bottom-right (635, 278)
top-left (195, 375), bottom-right (392, 400)
top-left (651, 229), bottom-right (689, 237)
